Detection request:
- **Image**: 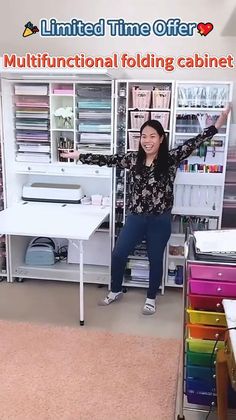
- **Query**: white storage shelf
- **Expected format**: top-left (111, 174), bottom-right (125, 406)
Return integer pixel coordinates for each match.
top-left (165, 231), bottom-right (185, 288)
top-left (114, 80), bottom-right (175, 293)
top-left (13, 263), bottom-right (109, 284)
top-left (1, 75), bottom-right (114, 288)
top-left (1, 79), bottom-right (114, 172)
top-left (172, 81), bottom-right (232, 228)
top-left (9, 233), bottom-right (111, 285)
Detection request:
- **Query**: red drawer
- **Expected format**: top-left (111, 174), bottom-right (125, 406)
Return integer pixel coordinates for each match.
top-left (189, 279), bottom-right (236, 297)
top-left (189, 264), bottom-right (236, 283)
top-left (189, 294), bottom-right (231, 312)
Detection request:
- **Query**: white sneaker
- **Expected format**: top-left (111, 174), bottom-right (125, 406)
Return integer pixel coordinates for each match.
top-left (142, 298), bottom-right (156, 315)
top-left (98, 291), bottom-right (123, 306)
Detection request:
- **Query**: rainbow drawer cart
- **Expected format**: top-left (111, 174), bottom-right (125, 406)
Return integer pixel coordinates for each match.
top-left (177, 236), bottom-right (236, 419)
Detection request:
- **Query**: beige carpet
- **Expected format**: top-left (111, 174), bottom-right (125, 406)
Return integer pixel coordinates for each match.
top-left (0, 320), bottom-right (180, 420)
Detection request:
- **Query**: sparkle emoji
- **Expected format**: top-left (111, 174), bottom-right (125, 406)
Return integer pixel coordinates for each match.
top-left (23, 21), bottom-right (39, 37)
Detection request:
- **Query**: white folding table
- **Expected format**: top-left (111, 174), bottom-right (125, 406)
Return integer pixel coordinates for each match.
top-left (0, 201), bottom-right (110, 325)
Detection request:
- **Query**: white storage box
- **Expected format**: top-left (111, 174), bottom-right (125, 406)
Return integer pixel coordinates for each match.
top-left (128, 132), bottom-right (140, 151)
top-left (130, 111), bottom-right (149, 130)
top-left (132, 87), bottom-right (151, 108)
top-left (67, 231), bottom-right (110, 266)
top-left (151, 111), bottom-right (170, 130)
top-left (152, 89), bottom-right (171, 108)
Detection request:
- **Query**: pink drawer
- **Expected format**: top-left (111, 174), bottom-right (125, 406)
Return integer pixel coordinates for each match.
top-left (189, 279), bottom-right (236, 297)
top-left (189, 264), bottom-right (236, 283)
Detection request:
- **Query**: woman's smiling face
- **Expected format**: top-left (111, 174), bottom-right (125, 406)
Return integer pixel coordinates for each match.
top-left (140, 125), bottom-right (163, 157)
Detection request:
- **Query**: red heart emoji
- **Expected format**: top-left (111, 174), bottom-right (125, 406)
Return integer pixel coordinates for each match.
top-left (197, 22), bottom-right (214, 36)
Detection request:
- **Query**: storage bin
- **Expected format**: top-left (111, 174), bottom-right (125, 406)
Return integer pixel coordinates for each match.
top-left (189, 294), bottom-right (227, 312)
top-left (130, 111), bottom-right (149, 130)
top-left (186, 392), bottom-right (216, 406)
top-left (186, 338), bottom-right (224, 353)
top-left (187, 351), bottom-right (216, 367)
top-left (187, 323), bottom-right (226, 340)
top-left (189, 263), bottom-right (236, 283)
top-left (186, 378), bottom-right (218, 407)
top-left (151, 111), bottom-right (170, 129)
top-left (189, 279), bottom-right (236, 297)
top-left (187, 366), bottom-right (215, 383)
top-left (132, 87), bottom-right (151, 108)
top-left (152, 89), bottom-right (171, 108)
top-left (187, 309), bottom-right (226, 327)
top-left (128, 132), bottom-right (140, 151)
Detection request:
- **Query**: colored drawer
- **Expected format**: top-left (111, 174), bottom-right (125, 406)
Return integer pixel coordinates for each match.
top-left (186, 378), bottom-right (216, 394)
top-left (186, 384), bottom-right (236, 408)
top-left (186, 392), bottom-right (216, 406)
top-left (187, 323), bottom-right (226, 340)
top-left (189, 264), bottom-right (236, 282)
top-left (187, 351), bottom-right (216, 367)
top-left (187, 309), bottom-right (226, 327)
top-left (189, 279), bottom-right (236, 297)
top-left (186, 338), bottom-right (224, 353)
top-left (187, 365), bottom-right (215, 382)
top-left (189, 294), bottom-right (227, 312)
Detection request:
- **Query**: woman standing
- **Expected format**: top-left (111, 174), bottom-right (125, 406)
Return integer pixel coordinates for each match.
top-left (61, 106), bottom-right (230, 315)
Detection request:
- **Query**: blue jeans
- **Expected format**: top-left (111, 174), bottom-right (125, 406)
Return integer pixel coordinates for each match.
top-left (111, 212), bottom-right (171, 299)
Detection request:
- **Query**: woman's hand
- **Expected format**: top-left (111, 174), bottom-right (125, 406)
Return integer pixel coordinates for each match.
top-left (60, 150), bottom-right (80, 160)
top-left (215, 104), bottom-right (232, 130)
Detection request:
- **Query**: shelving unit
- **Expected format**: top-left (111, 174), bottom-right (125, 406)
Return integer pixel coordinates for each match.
top-left (1, 73), bottom-right (115, 286)
top-left (222, 123), bottom-right (236, 228)
top-left (0, 87), bottom-right (7, 280)
top-left (114, 80), bottom-right (174, 293)
top-left (165, 81), bottom-right (233, 290)
top-left (0, 74), bottom-right (234, 294)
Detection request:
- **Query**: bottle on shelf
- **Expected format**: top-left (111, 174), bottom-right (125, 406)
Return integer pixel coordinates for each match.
top-left (168, 261), bottom-right (176, 284)
top-left (175, 265), bottom-right (184, 285)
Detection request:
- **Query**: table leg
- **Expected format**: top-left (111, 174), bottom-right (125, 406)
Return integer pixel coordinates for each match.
top-left (79, 240), bottom-right (84, 326)
top-left (216, 348), bottom-right (229, 420)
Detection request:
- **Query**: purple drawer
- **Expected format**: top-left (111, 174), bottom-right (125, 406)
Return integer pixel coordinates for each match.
top-left (189, 279), bottom-right (236, 297)
top-left (189, 264), bottom-right (236, 283)
top-left (186, 392), bottom-right (216, 406)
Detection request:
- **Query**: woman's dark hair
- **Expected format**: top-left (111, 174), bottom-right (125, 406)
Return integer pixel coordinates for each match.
top-left (135, 119), bottom-right (169, 180)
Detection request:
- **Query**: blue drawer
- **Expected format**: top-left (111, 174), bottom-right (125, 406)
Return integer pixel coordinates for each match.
top-left (186, 378), bottom-right (216, 394)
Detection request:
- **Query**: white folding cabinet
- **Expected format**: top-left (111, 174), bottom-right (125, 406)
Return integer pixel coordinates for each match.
top-left (0, 68), bottom-right (115, 288)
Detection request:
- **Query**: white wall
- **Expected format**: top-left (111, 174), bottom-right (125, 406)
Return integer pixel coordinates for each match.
top-left (1, 0), bottom-right (236, 117)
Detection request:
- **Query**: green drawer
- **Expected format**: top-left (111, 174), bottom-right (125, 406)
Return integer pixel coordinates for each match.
top-left (187, 338), bottom-right (224, 353)
top-left (187, 351), bottom-right (216, 367)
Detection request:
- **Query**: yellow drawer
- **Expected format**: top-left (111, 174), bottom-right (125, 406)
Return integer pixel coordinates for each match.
top-left (186, 338), bottom-right (224, 353)
top-left (187, 309), bottom-right (226, 327)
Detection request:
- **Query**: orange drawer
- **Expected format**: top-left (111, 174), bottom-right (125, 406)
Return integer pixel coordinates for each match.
top-left (187, 323), bottom-right (226, 340)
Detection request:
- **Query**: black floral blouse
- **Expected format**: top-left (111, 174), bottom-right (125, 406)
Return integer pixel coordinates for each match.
top-left (79, 126), bottom-right (218, 215)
